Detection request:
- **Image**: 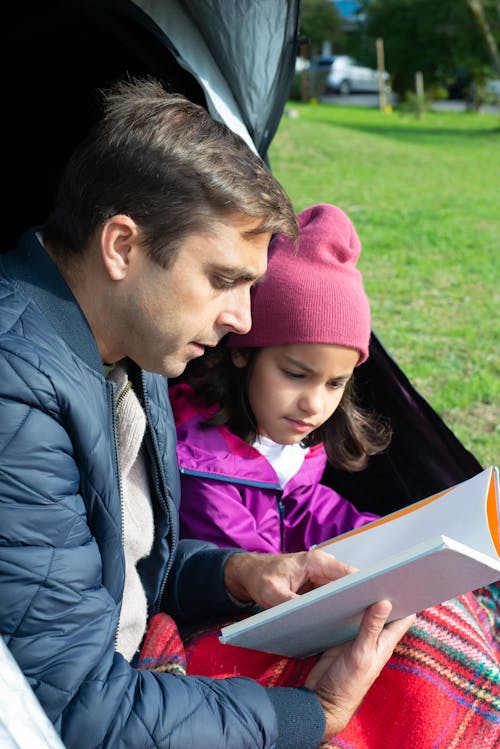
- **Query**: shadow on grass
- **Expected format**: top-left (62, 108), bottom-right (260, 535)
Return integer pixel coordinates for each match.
top-left (310, 116), bottom-right (500, 144)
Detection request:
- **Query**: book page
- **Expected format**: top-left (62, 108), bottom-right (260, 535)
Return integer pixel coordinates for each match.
top-left (315, 467), bottom-right (499, 569)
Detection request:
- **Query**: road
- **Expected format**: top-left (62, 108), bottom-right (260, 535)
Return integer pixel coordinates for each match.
top-left (320, 93), bottom-right (500, 114)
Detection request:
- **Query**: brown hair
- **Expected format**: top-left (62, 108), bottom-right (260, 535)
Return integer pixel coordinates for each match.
top-left (179, 343), bottom-right (392, 472)
top-left (43, 77), bottom-right (296, 266)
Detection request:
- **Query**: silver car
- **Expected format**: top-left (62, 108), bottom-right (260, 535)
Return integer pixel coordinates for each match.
top-left (324, 55), bottom-right (389, 95)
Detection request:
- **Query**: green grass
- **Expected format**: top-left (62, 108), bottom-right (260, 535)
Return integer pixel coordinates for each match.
top-left (269, 103), bottom-right (500, 468)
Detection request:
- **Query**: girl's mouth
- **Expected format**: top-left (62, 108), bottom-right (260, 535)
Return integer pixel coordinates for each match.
top-left (284, 417), bottom-right (314, 433)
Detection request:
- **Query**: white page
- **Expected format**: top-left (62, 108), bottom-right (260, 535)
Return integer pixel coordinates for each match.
top-left (315, 466), bottom-right (499, 569)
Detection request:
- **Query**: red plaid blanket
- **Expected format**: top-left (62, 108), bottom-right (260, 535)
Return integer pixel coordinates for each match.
top-left (138, 584), bottom-right (500, 748)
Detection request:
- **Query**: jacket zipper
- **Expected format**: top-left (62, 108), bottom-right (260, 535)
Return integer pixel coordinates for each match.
top-left (109, 379), bottom-right (126, 651)
top-left (140, 371), bottom-right (178, 612)
top-left (277, 491), bottom-right (286, 550)
top-left (179, 466), bottom-right (281, 491)
top-left (115, 379), bottom-right (132, 413)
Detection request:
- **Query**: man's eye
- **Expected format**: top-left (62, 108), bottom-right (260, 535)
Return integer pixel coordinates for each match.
top-left (212, 276), bottom-right (235, 290)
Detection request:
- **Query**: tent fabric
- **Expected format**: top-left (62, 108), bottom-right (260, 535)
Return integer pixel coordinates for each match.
top-left (0, 637), bottom-right (66, 749)
top-left (324, 333), bottom-right (482, 516)
top-left (2, 0), bottom-right (204, 245)
top-left (133, 0), bottom-right (259, 153)
top-left (133, 0), bottom-right (301, 156)
top-left (180, 0), bottom-right (300, 156)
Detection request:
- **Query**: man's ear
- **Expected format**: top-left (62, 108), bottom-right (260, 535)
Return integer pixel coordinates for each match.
top-left (100, 215), bottom-right (141, 281)
top-left (230, 348), bottom-right (251, 368)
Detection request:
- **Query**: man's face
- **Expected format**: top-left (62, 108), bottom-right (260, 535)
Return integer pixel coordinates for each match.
top-left (118, 215), bottom-right (270, 377)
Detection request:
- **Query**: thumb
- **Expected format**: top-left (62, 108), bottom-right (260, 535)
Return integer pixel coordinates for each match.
top-left (359, 600), bottom-right (392, 642)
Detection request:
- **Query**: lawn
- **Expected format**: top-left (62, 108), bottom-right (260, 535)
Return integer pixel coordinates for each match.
top-left (268, 103), bottom-right (499, 468)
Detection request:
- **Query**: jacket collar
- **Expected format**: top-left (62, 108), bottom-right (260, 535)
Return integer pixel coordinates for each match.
top-left (2, 228), bottom-right (103, 373)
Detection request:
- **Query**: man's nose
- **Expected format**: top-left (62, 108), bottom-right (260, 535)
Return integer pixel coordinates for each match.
top-left (216, 290), bottom-right (252, 335)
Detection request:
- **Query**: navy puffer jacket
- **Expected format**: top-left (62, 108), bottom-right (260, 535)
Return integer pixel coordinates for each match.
top-left (0, 231), bottom-right (325, 749)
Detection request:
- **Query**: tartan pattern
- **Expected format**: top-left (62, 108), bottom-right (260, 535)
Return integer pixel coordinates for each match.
top-left (138, 584), bottom-right (500, 748)
top-left (137, 616), bottom-right (187, 675)
top-left (327, 585), bottom-right (500, 749)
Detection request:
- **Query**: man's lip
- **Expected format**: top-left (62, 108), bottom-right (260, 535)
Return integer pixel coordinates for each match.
top-left (189, 341), bottom-right (217, 354)
top-left (189, 342), bottom-right (206, 355)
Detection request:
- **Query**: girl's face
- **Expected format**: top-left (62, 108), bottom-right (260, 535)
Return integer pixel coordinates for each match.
top-left (233, 343), bottom-right (359, 445)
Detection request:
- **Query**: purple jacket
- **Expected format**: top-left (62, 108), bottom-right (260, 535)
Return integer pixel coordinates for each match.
top-left (171, 383), bottom-right (378, 553)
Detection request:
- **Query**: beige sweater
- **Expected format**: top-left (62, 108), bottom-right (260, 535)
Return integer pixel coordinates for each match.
top-left (107, 362), bottom-right (154, 661)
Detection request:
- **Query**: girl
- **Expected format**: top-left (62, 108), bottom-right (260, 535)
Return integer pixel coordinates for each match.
top-left (170, 203), bottom-right (390, 553)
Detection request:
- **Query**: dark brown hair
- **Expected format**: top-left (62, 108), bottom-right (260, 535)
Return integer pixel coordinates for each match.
top-left (179, 342), bottom-right (392, 472)
top-left (43, 77), bottom-right (297, 267)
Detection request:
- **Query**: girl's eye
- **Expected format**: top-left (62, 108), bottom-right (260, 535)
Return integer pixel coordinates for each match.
top-left (283, 369), bottom-right (304, 379)
top-left (328, 380), bottom-right (345, 390)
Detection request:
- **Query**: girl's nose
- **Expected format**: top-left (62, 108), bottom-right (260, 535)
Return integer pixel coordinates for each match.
top-left (298, 388), bottom-right (323, 416)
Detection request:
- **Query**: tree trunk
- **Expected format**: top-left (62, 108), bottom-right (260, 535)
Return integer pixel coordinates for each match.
top-left (466, 0), bottom-right (500, 74)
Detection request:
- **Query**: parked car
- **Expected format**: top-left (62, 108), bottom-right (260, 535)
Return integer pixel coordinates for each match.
top-left (318, 55), bottom-right (389, 95)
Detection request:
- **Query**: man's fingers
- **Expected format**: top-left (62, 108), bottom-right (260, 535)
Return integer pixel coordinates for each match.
top-left (358, 599), bottom-right (393, 640)
top-left (384, 613), bottom-right (416, 640)
top-left (310, 548), bottom-right (358, 575)
top-left (307, 602), bottom-right (417, 740)
top-left (358, 601), bottom-right (415, 655)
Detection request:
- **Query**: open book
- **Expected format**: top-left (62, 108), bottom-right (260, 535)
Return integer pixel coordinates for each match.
top-left (220, 466), bottom-right (500, 658)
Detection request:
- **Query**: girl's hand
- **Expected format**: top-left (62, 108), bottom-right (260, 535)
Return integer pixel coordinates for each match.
top-left (223, 548), bottom-right (356, 609)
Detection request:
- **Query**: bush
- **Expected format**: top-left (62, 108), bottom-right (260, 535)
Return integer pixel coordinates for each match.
top-left (398, 90), bottom-right (429, 117)
top-left (288, 70), bottom-right (328, 102)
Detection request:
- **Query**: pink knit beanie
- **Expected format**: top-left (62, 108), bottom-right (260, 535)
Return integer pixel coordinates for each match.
top-left (228, 203), bottom-right (371, 364)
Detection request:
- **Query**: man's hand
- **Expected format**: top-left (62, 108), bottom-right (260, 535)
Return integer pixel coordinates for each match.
top-left (224, 548), bottom-right (356, 609)
top-left (305, 600), bottom-right (415, 740)
top-left (224, 551), bottom-right (415, 742)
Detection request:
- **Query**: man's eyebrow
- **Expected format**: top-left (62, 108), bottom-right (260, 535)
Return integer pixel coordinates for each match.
top-left (283, 355), bottom-right (352, 379)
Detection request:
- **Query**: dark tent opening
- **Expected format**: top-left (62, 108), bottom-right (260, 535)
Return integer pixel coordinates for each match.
top-left (3, 0), bottom-right (207, 248)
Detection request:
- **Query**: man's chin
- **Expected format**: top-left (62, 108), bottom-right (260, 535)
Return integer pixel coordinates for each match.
top-left (135, 358), bottom-right (186, 379)
top-left (134, 348), bottom-right (204, 379)
top-left (163, 351), bottom-right (204, 379)
top-left (162, 359), bottom-right (189, 379)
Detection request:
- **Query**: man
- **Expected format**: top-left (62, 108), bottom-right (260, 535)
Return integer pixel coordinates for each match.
top-left (0, 77), bottom-right (413, 748)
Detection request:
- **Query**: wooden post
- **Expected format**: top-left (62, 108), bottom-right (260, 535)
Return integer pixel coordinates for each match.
top-left (376, 37), bottom-right (387, 111)
top-left (298, 40), bottom-right (311, 103)
top-left (415, 70), bottom-right (425, 119)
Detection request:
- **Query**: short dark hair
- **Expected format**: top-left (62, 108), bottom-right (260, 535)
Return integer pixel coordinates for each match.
top-left (180, 343), bottom-right (392, 472)
top-left (43, 77), bottom-right (297, 266)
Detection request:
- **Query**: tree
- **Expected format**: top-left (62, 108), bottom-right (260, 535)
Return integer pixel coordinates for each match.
top-left (465, 0), bottom-right (500, 74)
top-left (356, 0), bottom-right (500, 97)
top-left (299, 0), bottom-right (344, 56)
